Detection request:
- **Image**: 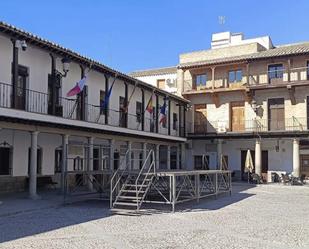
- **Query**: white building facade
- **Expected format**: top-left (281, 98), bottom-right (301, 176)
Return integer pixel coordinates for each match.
top-left (135, 31), bottom-right (309, 182)
top-left (129, 67), bottom-right (178, 95)
top-left (0, 22), bottom-right (188, 194)
top-left (179, 32), bottom-right (309, 181)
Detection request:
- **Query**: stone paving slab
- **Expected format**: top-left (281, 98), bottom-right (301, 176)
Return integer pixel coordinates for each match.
top-left (0, 183), bottom-right (309, 249)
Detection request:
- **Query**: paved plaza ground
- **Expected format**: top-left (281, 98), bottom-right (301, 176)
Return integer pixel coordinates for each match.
top-left (0, 183), bottom-right (309, 249)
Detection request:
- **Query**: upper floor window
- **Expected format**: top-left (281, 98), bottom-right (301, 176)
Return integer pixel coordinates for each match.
top-left (100, 90), bottom-right (106, 115)
top-left (173, 113), bottom-right (178, 130)
top-left (157, 79), bottom-right (165, 89)
top-left (268, 64), bottom-right (284, 79)
top-left (228, 70), bottom-right (242, 83)
top-left (136, 101), bottom-right (142, 123)
top-left (195, 74), bottom-right (207, 87)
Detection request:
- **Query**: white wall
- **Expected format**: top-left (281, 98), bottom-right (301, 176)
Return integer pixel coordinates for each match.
top-left (135, 73), bottom-right (177, 94)
top-left (0, 33), bottom-right (183, 139)
top-left (190, 138), bottom-right (301, 174)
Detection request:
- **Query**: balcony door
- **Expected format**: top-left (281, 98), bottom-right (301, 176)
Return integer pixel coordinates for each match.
top-left (268, 98), bottom-right (285, 131)
top-left (48, 73), bottom-right (63, 116)
top-left (268, 64), bottom-right (284, 84)
top-left (15, 65), bottom-right (28, 110)
top-left (119, 96), bottom-right (127, 128)
top-left (194, 104), bottom-right (207, 133)
top-left (230, 101), bottom-right (245, 132)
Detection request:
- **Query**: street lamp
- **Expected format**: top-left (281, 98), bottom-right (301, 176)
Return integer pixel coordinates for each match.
top-left (60, 57), bottom-right (71, 77)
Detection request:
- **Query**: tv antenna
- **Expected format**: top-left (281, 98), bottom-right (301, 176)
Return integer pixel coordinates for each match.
top-left (218, 16), bottom-right (226, 25)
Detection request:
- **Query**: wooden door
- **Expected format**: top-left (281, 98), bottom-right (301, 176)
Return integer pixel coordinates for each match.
top-left (301, 155), bottom-right (309, 177)
top-left (15, 66), bottom-right (28, 110)
top-left (268, 98), bottom-right (285, 131)
top-left (194, 104), bottom-right (207, 133)
top-left (231, 102), bottom-right (245, 132)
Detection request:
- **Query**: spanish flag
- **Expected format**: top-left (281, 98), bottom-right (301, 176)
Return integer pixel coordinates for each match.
top-left (146, 94), bottom-right (153, 114)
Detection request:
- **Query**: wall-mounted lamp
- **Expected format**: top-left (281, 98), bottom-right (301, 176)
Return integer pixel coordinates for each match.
top-left (59, 57), bottom-right (71, 77)
top-left (15, 40), bottom-right (27, 51)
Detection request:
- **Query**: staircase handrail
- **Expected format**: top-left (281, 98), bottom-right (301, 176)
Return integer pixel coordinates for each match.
top-left (292, 116), bottom-right (303, 131)
top-left (135, 150), bottom-right (155, 208)
top-left (110, 149), bottom-right (130, 207)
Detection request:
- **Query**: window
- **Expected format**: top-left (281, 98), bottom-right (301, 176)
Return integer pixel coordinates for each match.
top-left (150, 107), bottom-right (156, 132)
top-left (119, 96), bottom-right (127, 127)
top-left (136, 101), bottom-right (142, 123)
top-left (100, 90), bottom-right (106, 115)
top-left (73, 156), bottom-right (84, 171)
top-left (228, 70), bottom-right (242, 83)
top-left (194, 155), bottom-right (209, 170)
top-left (93, 148), bottom-right (100, 171)
top-left (157, 79), bottom-right (165, 89)
top-left (139, 152), bottom-right (143, 169)
top-left (28, 147), bottom-right (42, 175)
top-left (195, 74), bottom-right (207, 87)
top-left (173, 113), bottom-right (178, 130)
top-left (54, 148), bottom-right (62, 173)
top-left (0, 146), bottom-right (12, 175)
top-left (268, 64), bottom-right (284, 80)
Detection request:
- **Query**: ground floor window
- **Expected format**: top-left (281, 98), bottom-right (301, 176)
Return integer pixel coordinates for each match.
top-left (28, 147), bottom-right (42, 175)
top-left (73, 156), bottom-right (84, 171)
top-left (54, 148), bottom-right (62, 173)
top-left (93, 148), bottom-right (100, 171)
top-left (0, 146), bottom-right (12, 175)
top-left (194, 155), bottom-right (210, 170)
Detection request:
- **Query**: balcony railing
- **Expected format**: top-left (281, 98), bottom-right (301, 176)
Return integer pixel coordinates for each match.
top-left (249, 66), bottom-right (309, 85)
top-left (0, 82), bottom-right (185, 137)
top-left (182, 66), bottom-right (309, 92)
top-left (188, 117), bottom-right (308, 135)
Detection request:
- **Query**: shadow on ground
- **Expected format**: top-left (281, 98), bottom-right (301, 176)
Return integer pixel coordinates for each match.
top-left (0, 182), bottom-right (255, 243)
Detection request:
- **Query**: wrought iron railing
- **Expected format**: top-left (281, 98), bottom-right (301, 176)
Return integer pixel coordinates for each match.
top-left (188, 116), bottom-right (309, 134)
top-left (0, 82), bottom-right (185, 137)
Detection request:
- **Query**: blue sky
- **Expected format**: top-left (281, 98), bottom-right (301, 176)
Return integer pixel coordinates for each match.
top-left (1, 0), bottom-right (309, 73)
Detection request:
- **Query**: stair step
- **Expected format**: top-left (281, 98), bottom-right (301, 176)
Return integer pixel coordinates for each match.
top-left (118, 196), bottom-right (142, 200)
top-left (113, 201), bottom-right (138, 207)
top-left (120, 189), bottom-right (145, 193)
top-left (124, 184), bottom-right (148, 187)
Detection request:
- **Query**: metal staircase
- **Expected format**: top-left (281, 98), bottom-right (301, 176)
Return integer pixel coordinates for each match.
top-left (110, 149), bottom-right (156, 211)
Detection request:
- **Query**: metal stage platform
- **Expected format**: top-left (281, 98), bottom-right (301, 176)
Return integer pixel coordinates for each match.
top-left (111, 155), bottom-right (232, 212)
top-left (144, 170), bottom-right (231, 212)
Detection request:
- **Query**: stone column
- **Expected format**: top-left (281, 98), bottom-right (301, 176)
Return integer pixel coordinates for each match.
top-left (127, 141), bottom-right (132, 170)
top-left (293, 139), bottom-right (300, 177)
top-left (29, 131), bottom-right (39, 199)
top-left (167, 145), bottom-right (171, 170)
top-left (176, 145), bottom-right (180, 169)
top-left (61, 134), bottom-right (69, 194)
top-left (109, 139), bottom-right (115, 171)
top-left (142, 142), bottom-right (147, 162)
top-left (155, 144), bottom-right (160, 170)
top-left (88, 137), bottom-right (94, 191)
top-left (255, 139), bottom-right (262, 176)
top-left (181, 143), bottom-right (186, 169)
top-left (217, 139), bottom-right (222, 169)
